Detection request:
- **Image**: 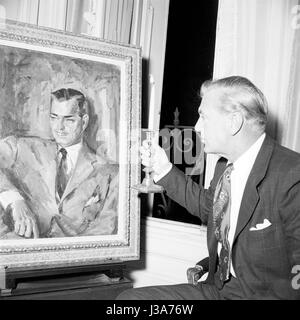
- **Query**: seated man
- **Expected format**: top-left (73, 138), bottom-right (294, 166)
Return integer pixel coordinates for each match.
top-left (117, 76), bottom-right (300, 300)
top-left (0, 88), bottom-right (118, 239)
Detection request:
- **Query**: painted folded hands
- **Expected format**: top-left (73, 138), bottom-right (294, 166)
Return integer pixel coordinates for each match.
top-left (8, 199), bottom-right (39, 239)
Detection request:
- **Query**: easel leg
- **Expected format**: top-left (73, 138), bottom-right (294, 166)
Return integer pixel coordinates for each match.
top-left (0, 266), bottom-right (12, 297)
top-left (0, 266), bottom-right (6, 289)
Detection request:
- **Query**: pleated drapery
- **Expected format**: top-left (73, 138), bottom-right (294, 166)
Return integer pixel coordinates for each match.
top-left (1, 0), bottom-right (146, 47)
top-left (213, 0), bottom-right (300, 151)
top-left (205, 0), bottom-right (300, 187)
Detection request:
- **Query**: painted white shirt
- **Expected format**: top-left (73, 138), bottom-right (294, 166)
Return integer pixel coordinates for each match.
top-left (57, 141), bottom-right (82, 176)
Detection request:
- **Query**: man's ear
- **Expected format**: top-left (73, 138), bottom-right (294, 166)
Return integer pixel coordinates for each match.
top-left (230, 111), bottom-right (244, 136)
top-left (82, 114), bottom-right (89, 131)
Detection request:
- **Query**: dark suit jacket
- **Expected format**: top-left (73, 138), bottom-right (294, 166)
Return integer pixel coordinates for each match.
top-left (158, 135), bottom-right (300, 299)
top-left (0, 136), bottom-right (118, 238)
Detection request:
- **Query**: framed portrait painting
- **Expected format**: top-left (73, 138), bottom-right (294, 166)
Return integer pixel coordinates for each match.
top-left (0, 20), bottom-right (141, 269)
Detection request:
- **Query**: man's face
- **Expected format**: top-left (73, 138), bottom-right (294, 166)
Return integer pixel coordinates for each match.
top-left (49, 99), bottom-right (89, 147)
top-left (194, 90), bottom-right (229, 155)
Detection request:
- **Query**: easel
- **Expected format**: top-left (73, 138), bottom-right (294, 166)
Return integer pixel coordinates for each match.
top-left (0, 261), bottom-right (132, 299)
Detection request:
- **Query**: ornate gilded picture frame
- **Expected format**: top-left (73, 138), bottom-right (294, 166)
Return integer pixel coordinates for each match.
top-left (0, 20), bottom-right (141, 269)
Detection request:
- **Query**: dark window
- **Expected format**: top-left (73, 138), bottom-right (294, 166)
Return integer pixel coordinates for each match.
top-left (151, 0), bottom-right (219, 225)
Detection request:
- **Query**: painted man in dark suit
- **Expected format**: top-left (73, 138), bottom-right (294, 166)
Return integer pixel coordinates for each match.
top-left (117, 76), bottom-right (300, 300)
top-left (0, 88), bottom-right (118, 239)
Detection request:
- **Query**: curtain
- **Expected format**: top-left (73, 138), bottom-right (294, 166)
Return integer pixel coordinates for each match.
top-left (0, 0), bottom-right (39, 24)
top-left (0, 0), bottom-right (146, 47)
top-left (65, 0), bottom-right (137, 44)
top-left (213, 0), bottom-right (299, 143)
top-left (282, 4), bottom-right (300, 152)
top-left (38, 0), bottom-right (68, 30)
top-left (205, 0), bottom-right (300, 186)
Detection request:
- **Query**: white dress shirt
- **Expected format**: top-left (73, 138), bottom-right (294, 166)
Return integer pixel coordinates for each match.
top-left (220, 133), bottom-right (266, 277)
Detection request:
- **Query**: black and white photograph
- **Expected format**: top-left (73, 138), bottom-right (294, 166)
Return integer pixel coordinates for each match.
top-left (0, 0), bottom-right (299, 305)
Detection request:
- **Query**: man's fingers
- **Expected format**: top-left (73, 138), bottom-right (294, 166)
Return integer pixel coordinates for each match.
top-left (18, 220), bottom-right (26, 236)
top-left (140, 145), bottom-right (151, 156)
top-left (14, 220), bottom-right (21, 235)
top-left (142, 160), bottom-right (151, 168)
top-left (32, 221), bottom-right (40, 238)
top-left (11, 200), bottom-right (39, 238)
top-left (142, 140), bottom-right (151, 149)
top-left (141, 151), bottom-right (151, 161)
top-left (24, 219), bottom-right (33, 238)
top-left (141, 152), bottom-right (152, 166)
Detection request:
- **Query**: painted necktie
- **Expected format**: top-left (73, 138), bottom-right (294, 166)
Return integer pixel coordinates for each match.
top-left (56, 148), bottom-right (69, 199)
top-left (213, 163), bottom-right (234, 284)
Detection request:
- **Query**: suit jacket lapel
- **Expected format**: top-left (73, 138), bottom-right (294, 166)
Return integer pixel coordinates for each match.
top-left (232, 135), bottom-right (275, 245)
top-left (38, 142), bottom-right (57, 200)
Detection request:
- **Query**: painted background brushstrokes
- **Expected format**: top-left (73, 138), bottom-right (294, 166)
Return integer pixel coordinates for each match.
top-left (0, 45), bottom-right (120, 162)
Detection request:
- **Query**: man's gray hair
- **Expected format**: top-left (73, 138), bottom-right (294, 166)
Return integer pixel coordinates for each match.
top-left (200, 76), bottom-right (268, 130)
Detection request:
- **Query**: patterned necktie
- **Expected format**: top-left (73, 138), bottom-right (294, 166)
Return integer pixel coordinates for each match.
top-left (213, 163), bottom-right (234, 284)
top-left (56, 148), bottom-right (69, 199)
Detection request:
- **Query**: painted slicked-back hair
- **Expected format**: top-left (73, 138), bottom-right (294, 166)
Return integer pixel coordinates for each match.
top-left (51, 88), bottom-right (89, 117)
top-left (200, 76), bottom-right (268, 131)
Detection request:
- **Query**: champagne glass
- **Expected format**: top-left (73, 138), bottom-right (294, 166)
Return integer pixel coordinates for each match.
top-left (132, 129), bottom-right (164, 193)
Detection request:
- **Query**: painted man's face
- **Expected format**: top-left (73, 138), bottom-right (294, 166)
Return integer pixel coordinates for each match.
top-left (49, 99), bottom-right (89, 147)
